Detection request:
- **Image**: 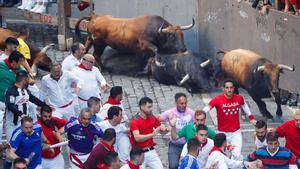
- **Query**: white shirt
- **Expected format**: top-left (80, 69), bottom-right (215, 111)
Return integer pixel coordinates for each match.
top-left (62, 54), bottom-right (81, 72)
top-left (206, 149), bottom-right (243, 169)
top-left (181, 138), bottom-right (214, 168)
top-left (71, 66), bottom-right (107, 100)
top-left (255, 136), bottom-right (267, 149)
top-left (39, 71), bottom-right (79, 107)
top-left (0, 53), bottom-right (8, 61)
top-left (120, 164), bottom-right (145, 169)
top-left (99, 103), bottom-right (128, 122)
top-left (96, 120), bottom-right (128, 140)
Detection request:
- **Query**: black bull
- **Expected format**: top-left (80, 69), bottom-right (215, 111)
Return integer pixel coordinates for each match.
top-left (101, 49), bottom-right (212, 93)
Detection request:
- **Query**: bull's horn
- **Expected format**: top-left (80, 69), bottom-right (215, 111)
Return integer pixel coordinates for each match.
top-left (200, 59), bottom-right (210, 68)
top-left (31, 64), bottom-right (37, 76)
top-left (179, 74), bottom-right (190, 85)
top-left (155, 59), bottom-right (165, 67)
top-left (41, 43), bottom-right (55, 53)
top-left (278, 64), bottom-right (295, 71)
top-left (254, 65), bottom-right (265, 73)
top-left (180, 18), bottom-right (195, 31)
top-left (158, 23), bottom-right (168, 33)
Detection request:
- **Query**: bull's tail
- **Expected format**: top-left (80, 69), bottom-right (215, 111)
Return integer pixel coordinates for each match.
top-left (75, 16), bottom-right (92, 42)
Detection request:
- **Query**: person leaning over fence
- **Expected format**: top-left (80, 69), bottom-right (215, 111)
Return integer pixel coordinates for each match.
top-left (159, 92), bottom-right (195, 169)
top-left (129, 97), bottom-right (168, 169)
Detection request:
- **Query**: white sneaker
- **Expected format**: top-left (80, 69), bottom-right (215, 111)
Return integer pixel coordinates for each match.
top-left (30, 4), bottom-right (40, 12)
top-left (24, 0), bottom-right (36, 10)
top-left (18, 0), bottom-right (28, 9)
top-left (35, 5), bottom-right (46, 13)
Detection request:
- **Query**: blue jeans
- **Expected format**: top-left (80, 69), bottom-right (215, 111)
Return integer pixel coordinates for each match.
top-left (168, 142), bottom-right (184, 169)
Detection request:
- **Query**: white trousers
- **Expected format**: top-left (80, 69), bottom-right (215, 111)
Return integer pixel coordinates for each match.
top-left (69, 153), bottom-right (89, 169)
top-left (116, 135), bottom-right (131, 162)
top-left (52, 102), bottom-right (76, 121)
top-left (141, 149), bottom-right (164, 169)
top-left (220, 129), bottom-right (243, 160)
top-left (78, 98), bottom-right (88, 111)
top-left (0, 102), bottom-right (5, 143)
top-left (42, 153), bottom-right (65, 169)
top-left (5, 120), bottom-right (19, 142)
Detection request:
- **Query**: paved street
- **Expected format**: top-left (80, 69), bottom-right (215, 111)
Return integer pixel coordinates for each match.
top-left (1, 23), bottom-right (297, 168)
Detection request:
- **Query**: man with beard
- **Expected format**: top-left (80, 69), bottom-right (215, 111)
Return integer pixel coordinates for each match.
top-left (129, 97), bottom-right (168, 169)
top-left (159, 93), bottom-right (194, 169)
top-left (254, 120), bottom-right (267, 149)
top-left (65, 108), bottom-right (103, 169)
top-left (83, 128), bottom-right (117, 169)
top-left (5, 70), bottom-right (47, 141)
top-left (37, 105), bottom-right (66, 169)
top-left (203, 79), bottom-right (256, 160)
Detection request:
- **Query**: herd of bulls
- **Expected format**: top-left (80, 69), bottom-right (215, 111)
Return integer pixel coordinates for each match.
top-left (0, 13), bottom-right (296, 119)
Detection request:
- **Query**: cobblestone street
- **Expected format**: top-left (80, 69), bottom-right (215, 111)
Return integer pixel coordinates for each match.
top-left (1, 24), bottom-right (296, 168)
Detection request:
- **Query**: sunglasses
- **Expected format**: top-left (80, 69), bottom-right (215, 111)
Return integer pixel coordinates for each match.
top-left (83, 58), bottom-right (95, 64)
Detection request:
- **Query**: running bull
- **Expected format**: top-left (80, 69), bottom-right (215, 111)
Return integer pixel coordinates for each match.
top-left (0, 28), bottom-right (54, 73)
top-left (75, 14), bottom-right (194, 63)
top-left (206, 49), bottom-right (295, 120)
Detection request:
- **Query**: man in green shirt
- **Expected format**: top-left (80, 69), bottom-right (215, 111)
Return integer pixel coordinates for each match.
top-left (0, 51), bottom-right (24, 144)
top-left (170, 110), bottom-right (216, 141)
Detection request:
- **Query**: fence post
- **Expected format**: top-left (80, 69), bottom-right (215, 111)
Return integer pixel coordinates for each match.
top-left (57, 0), bottom-right (72, 50)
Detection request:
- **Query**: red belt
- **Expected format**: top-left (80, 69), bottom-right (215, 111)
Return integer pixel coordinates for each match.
top-left (59, 100), bottom-right (73, 108)
top-left (78, 96), bottom-right (88, 101)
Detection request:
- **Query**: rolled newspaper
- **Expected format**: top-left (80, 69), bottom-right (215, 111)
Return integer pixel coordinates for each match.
top-left (49, 140), bottom-right (69, 149)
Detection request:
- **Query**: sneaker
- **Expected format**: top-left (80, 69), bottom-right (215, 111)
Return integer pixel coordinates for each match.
top-left (30, 4), bottom-right (41, 12)
top-left (24, 0), bottom-right (36, 10)
top-left (35, 5), bottom-right (46, 13)
top-left (18, 0), bottom-right (28, 9)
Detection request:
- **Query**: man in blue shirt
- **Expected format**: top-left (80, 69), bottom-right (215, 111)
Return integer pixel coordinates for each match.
top-left (7, 116), bottom-right (52, 169)
top-left (65, 108), bottom-right (103, 169)
top-left (180, 138), bottom-right (200, 169)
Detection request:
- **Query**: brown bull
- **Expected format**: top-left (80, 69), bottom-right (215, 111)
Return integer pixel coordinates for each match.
top-left (75, 14), bottom-right (194, 63)
top-left (0, 28), bottom-right (54, 73)
top-left (207, 49), bottom-right (295, 120)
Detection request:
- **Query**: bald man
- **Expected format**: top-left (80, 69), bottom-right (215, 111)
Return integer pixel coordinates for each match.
top-left (71, 54), bottom-right (108, 110)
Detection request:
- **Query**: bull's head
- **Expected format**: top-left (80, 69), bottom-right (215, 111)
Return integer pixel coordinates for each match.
top-left (254, 63), bottom-right (295, 93)
top-left (158, 19), bottom-right (194, 53)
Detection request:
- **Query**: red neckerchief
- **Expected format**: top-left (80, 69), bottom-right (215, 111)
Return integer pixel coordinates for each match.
top-left (194, 136), bottom-right (208, 149)
top-left (209, 146), bottom-right (226, 155)
top-left (78, 63), bottom-right (92, 71)
top-left (4, 58), bottom-right (14, 70)
top-left (100, 140), bottom-right (115, 152)
top-left (105, 96), bottom-right (121, 105)
top-left (128, 161), bottom-right (140, 169)
top-left (97, 163), bottom-right (108, 169)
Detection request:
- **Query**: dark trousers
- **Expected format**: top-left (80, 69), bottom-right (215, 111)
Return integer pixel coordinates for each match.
top-left (168, 142), bottom-right (184, 169)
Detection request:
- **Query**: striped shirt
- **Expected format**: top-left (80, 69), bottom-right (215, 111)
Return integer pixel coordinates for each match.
top-left (180, 154), bottom-right (199, 169)
top-left (247, 146), bottom-right (299, 169)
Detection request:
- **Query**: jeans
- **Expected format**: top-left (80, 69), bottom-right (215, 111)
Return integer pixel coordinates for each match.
top-left (168, 142), bottom-right (184, 169)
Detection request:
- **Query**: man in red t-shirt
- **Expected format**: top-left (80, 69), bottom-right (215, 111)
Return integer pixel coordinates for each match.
top-left (275, 111), bottom-right (300, 157)
top-left (37, 105), bottom-right (66, 169)
top-left (129, 97), bottom-right (168, 169)
top-left (203, 79), bottom-right (256, 160)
